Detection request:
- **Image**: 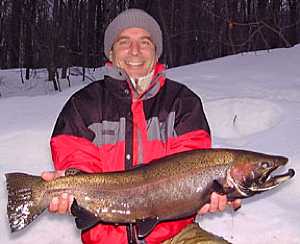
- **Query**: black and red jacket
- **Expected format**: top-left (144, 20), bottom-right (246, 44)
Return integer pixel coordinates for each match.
top-left (50, 63), bottom-right (211, 244)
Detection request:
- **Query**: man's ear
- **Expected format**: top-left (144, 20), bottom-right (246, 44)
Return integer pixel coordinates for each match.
top-left (109, 50), bottom-right (113, 62)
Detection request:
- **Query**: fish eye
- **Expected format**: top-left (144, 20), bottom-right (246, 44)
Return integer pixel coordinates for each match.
top-left (260, 161), bottom-right (271, 169)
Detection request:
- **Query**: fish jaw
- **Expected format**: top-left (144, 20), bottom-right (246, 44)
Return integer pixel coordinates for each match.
top-left (246, 167), bottom-right (295, 192)
top-left (226, 154), bottom-right (295, 199)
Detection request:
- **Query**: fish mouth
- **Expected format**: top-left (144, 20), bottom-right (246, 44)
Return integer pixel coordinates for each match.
top-left (250, 167), bottom-right (295, 192)
top-left (238, 166), bottom-right (295, 196)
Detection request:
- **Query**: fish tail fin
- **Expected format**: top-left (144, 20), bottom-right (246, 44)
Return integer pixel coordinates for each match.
top-left (5, 173), bottom-right (47, 232)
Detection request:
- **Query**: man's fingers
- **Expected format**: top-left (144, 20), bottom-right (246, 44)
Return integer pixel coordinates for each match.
top-left (48, 194), bottom-right (72, 214)
top-left (57, 193), bottom-right (69, 214)
top-left (198, 194), bottom-right (242, 216)
top-left (43, 170), bottom-right (71, 215)
top-left (230, 199), bottom-right (242, 211)
top-left (218, 194), bottom-right (227, 212)
top-left (198, 204), bottom-right (210, 215)
top-left (41, 170), bottom-right (65, 181)
top-left (48, 197), bottom-right (59, 212)
top-left (41, 171), bottom-right (55, 181)
top-left (209, 192), bottom-right (219, 212)
top-left (68, 195), bottom-right (74, 211)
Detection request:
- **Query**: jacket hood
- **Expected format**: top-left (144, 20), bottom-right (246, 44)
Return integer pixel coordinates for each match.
top-left (103, 63), bottom-right (166, 100)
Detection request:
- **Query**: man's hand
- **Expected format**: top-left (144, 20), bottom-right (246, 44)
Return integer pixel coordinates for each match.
top-left (198, 192), bottom-right (241, 215)
top-left (41, 170), bottom-right (74, 214)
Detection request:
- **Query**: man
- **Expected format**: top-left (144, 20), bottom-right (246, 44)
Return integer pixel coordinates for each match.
top-left (42, 8), bottom-right (240, 244)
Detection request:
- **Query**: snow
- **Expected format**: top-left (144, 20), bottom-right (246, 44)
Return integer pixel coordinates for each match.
top-left (1, 45), bottom-right (300, 243)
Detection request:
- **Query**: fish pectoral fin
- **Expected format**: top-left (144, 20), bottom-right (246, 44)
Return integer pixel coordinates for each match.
top-left (212, 179), bottom-right (226, 194)
top-left (213, 180), bottom-right (243, 206)
top-left (136, 217), bottom-right (159, 239)
top-left (70, 199), bottom-right (99, 230)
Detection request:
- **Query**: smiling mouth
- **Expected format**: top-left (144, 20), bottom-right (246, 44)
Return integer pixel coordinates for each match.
top-left (125, 61), bottom-right (144, 66)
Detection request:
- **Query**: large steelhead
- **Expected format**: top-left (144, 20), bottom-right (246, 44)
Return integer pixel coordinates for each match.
top-left (6, 148), bottom-right (295, 238)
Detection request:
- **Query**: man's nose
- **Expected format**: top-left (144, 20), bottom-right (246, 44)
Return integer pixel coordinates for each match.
top-left (129, 41), bottom-right (140, 55)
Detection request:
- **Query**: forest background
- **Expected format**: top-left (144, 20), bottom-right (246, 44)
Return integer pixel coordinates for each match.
top-left (0, 0), bottom-right (299, 90)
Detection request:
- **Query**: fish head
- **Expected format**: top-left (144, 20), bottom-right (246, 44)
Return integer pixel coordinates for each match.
top-left (225, 151), bottom-right (295, 199)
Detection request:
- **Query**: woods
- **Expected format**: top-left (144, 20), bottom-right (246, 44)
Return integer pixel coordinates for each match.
top-left (0, 0), bottom-right (299, 72)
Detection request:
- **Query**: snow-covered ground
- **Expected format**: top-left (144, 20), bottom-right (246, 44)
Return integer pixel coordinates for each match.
top-left (1, 45), bottom-right (300, 243)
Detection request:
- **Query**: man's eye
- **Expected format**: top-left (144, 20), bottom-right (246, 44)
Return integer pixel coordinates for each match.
top-left (141, 40), bottom-right (152, 46)
top-left (117, 39), bottom-right (130, 46)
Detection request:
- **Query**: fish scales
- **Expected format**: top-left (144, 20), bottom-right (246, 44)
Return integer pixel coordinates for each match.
top-left (35, 150), bottom-right (243, 221)
top-left (41, 150), bottom-right (231, 222)
top-left (5, 148), bottom-right (295, 237)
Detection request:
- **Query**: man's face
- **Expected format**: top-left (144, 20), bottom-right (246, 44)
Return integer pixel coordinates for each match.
top-left (110, 27), bottom-right (157, 79)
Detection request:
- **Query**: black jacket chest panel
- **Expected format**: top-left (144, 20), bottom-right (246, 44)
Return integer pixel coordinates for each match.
top-left (52, 76), bottom-right (209, 143)
top-left (78, 78), bottom-right (131, 122)
top-left (143, 79), bottom-right (208, 136)
top-left (52, 77), bottom-right (132, 141)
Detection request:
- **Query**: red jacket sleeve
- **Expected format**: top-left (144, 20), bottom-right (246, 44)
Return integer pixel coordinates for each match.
top-left (50, 94), bottom-right (103, 173)
top-left (51, 135), bottom-right (103, 173)
top-left (167, 129), bottom-right (211, 154)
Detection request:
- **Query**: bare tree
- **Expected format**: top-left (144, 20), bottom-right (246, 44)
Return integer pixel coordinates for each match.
top-left (288, 0), bottom-right (299, 45)
top-left (0, 0), bottom-right (299, 72)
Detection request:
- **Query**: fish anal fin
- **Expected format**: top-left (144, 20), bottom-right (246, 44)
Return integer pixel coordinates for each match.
top-left (71, 199), bottom-right (99, 230)
top-left (136, 217), bottom-right (159, 239)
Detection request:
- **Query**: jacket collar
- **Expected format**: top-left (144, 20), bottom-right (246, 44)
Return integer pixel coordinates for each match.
top-left (103, 63), bottom-right (166, 101)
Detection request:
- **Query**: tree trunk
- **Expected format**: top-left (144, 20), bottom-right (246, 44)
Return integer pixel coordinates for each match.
top-left (288, 0), bottom-right (298, 45)
top-left (24, 0), bottom-right (36, 80)
top-left (82, 1), bottom-right (88, 81)
top-left (9, 0), bottom-right (22, 67)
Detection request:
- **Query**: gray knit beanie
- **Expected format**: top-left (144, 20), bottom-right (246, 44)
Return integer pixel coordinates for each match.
top-left (104, 8), bottom-right (163, 59)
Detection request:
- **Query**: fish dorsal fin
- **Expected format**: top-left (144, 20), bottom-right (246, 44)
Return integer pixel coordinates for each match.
top-left (65, 168), bottom-right (87, 176)
top-left (70, 199), bottom-right (99, 230)
top-left (136, 217), bottom-right (159, 239)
